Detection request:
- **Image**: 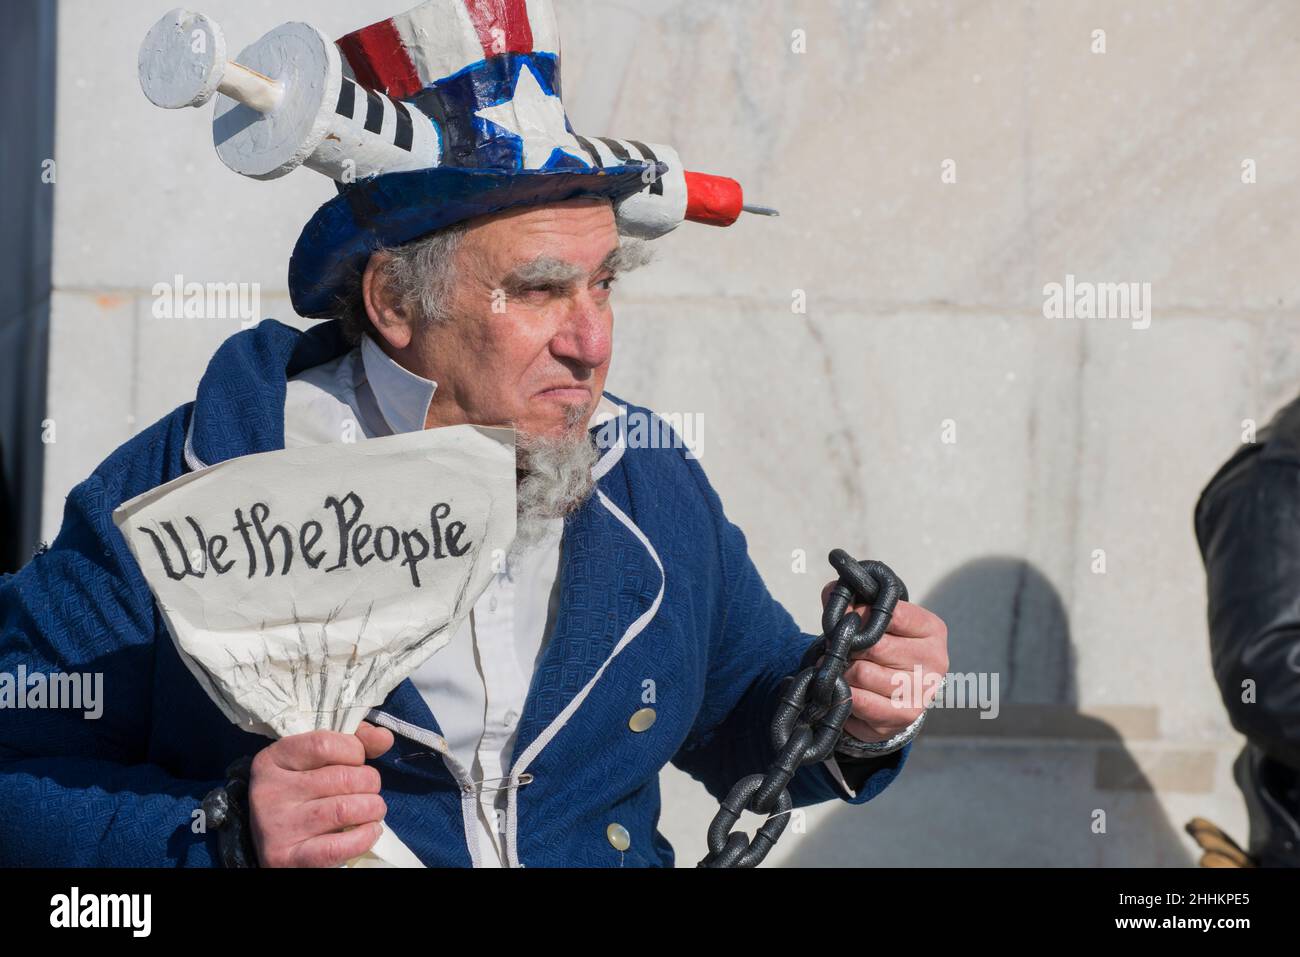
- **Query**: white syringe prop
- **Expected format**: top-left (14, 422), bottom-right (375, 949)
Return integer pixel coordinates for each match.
top-left (139, 8), bottom-right (440, 182)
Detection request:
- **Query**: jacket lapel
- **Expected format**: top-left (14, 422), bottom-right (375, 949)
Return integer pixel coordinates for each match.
top-left (510, 456), bottom-right (664, 762)
top-left (187, 319), bottom-right (350, 468)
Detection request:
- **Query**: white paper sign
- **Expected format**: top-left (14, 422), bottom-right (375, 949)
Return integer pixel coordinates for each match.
top-left (112, 424), bottom-right (518, 867)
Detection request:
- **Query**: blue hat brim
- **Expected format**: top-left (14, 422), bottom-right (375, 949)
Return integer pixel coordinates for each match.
top-left (288, 162), bottom-right (662, 319)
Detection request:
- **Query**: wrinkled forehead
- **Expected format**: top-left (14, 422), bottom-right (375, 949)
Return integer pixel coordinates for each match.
top-left (463, 198), bottom-right (622, 276)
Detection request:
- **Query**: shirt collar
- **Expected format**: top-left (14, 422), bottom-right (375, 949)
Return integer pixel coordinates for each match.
top-left (361, 334), bottom-right (623, 435)
top-left (360, 334), bottom-right (438, 435)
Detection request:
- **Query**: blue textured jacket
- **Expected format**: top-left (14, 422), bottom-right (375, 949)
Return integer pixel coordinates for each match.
top-left (0, 320), bottom-right (909, 867)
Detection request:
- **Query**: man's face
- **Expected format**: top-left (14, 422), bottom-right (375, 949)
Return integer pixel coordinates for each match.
top-left (379, 197), bottom-right (622, 440)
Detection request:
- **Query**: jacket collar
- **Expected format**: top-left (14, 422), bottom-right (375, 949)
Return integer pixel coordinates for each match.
top-left (186, 318), bottom-right (626, 468)
top-left (187, 319), bottom-right (349, 470)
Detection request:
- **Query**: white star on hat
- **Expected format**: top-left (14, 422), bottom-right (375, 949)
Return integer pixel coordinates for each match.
top-left (474, 62), bottom-right (591, 170)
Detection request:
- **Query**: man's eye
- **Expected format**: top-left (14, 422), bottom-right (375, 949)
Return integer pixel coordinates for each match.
top-left (594, 277), bottom-right (618, 292)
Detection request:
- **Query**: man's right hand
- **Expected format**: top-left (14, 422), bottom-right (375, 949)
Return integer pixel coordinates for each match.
top-left (249, 722), bottom-right (394, 868)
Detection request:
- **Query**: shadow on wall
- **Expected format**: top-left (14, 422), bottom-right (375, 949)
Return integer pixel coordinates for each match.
top-left (785, 556), bottom-right (1192, 867)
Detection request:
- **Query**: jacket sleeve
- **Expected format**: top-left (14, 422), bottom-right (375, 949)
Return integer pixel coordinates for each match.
top-left (0, 473), bottom-right (223, 866)
top-left (669, 452), bottom-right (909, 810)
top-left (1195, 455), bottom-right (1300, 770)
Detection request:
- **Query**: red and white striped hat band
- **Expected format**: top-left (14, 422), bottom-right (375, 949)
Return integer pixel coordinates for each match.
top-left (337, 0), bottom-right (562, 101)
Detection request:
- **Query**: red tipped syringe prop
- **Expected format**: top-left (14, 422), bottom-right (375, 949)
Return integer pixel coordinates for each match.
top-left (684, 171), bottom-right (779, 227)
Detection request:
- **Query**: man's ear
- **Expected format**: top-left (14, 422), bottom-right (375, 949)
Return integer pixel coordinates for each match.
top-left (362, 252), bottom-right (414, 351)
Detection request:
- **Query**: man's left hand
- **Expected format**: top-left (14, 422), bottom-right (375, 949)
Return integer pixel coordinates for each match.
top-left (819, 582), bottom-right (949, 744)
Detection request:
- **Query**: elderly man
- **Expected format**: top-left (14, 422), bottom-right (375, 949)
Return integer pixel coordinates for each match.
top-left (0, 0), bottom-right (947, 867)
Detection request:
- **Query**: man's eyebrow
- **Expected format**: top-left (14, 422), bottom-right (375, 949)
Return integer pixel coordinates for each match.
top-left (501, 241), bottom-right (656, 289)
top-left (596, 247), bottom-right (621, 276)
top-left (601, 240), bottom-right (654, 277)
top-left (501, 257), bottom-right (585, 289)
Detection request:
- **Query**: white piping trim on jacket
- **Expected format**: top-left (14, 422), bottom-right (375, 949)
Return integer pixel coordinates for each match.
top-left (182, 417), bottom-right (208, 473)
top-left (590, 404), bottom-right (627, 481)
top-left (366, 708), bottom-right (484, 868)
top-left (503, 487), bottom-right (665, 868)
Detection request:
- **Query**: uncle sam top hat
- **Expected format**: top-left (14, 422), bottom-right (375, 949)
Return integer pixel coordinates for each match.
top-left (139, 1), bottom-right (777, 318)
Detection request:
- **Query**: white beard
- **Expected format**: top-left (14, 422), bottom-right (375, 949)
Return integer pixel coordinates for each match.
top-left (513, 410), bottom-right (598, 556)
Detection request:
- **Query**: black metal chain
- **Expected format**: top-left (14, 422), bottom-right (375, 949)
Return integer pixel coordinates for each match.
top-left (698, 549), bottom-right (908, 868)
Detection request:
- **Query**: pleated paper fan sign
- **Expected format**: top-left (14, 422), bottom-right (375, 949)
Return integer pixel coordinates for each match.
top-left (113, 425), bottom-right (518, 868)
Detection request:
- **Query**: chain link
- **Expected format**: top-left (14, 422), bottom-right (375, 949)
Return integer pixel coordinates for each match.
top-left (697, 549), bottom-right (908, 868)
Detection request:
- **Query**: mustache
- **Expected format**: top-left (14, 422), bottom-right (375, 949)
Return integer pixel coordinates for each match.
top-left (512, 399), bottom-right (594, 456)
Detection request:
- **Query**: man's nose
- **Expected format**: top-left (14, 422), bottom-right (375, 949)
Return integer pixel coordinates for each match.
top-left (550, 293), bottom-right (612, 369)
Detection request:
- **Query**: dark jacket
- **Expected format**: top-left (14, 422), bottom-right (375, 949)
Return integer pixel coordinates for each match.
top-left (1195, 396), bottom-right (1300, 867)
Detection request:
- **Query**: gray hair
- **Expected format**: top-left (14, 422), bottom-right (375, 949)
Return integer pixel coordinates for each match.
top-left (329, 222), bottom-right (470, 345)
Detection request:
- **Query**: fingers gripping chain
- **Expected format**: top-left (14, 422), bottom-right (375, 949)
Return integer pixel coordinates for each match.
top-left (698, 550), bottom-right (908, 868)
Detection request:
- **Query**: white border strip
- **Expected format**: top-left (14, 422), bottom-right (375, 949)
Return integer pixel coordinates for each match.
top-left (183, 416), bottom-right (209, 472)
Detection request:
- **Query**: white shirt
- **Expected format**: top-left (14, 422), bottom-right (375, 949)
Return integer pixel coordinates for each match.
top-left (284, 336), bottom-right (610, 866)
top-left (408, 516), bottom-right (564, 866)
